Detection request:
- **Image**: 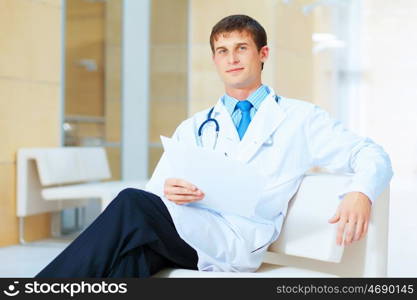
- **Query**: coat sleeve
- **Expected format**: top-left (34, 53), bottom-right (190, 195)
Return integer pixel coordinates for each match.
top-left (305, 105), bottom-right (393, 203)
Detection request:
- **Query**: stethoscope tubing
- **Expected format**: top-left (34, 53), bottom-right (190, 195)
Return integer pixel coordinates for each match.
top-left (197, 95), bottom-right (280, 148)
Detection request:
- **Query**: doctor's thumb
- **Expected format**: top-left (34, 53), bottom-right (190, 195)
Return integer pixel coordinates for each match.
top-left (328, 213), bottom-right (340, 224)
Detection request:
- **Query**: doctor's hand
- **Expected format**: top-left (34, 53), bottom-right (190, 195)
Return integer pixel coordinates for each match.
top-left (328, 192), bottom-right (372, 246)
top-left (163, 178), bottom-right (205, 205)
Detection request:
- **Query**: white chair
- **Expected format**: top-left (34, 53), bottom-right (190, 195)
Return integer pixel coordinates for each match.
top-left (16, 147), bottom-right (147, 244)
top-left (154, 174), bottom-right (389, 277)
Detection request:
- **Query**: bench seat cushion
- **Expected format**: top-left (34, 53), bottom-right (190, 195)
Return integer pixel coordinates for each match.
top-left (41, 180), bottom-right (147, 201)
top-left (153, 263), bottom-right (338, 278)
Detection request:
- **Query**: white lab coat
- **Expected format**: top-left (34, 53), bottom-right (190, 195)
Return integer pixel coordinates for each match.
top-left (145, 85), bottom-right (393, 272)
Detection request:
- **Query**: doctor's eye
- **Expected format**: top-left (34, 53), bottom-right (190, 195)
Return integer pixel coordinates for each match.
top-left (239, 46), bottom-right (247, 50)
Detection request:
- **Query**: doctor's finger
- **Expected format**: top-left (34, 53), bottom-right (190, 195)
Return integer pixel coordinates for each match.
top-left (171, 178), bottom-right (198, 191)
top-left (360, 221), bottom-right (369, 240)
top-left (166, 186), bottom-right (202, 196)
top-left (170, 198), bottom-right (202, 205)
top-left (175, 186), bottom-right (203, 195)
top-left (328, 210), bottom-right (341, 223)
top-left (168, 194), bottom-right (204, 202)
top-left (173, 199), bottom-right (201, 205)
top-left (344, 220), bottom-right (357, 245)
top-left (353, 219), bottom-right (364, 241)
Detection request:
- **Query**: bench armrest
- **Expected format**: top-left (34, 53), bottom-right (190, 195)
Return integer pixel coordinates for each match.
top-left (267, 174), bottom-right (348, 262)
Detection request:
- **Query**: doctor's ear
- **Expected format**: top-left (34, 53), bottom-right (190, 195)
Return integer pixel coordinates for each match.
top-left (259, 46), bottom-right (270, 62)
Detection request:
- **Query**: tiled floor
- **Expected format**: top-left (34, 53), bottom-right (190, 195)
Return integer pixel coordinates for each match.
top-left (0, 235), bottom-right (76, 277)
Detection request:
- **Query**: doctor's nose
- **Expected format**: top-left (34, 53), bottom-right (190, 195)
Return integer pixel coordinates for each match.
top-left (227, 52), bottom-right (239, 64)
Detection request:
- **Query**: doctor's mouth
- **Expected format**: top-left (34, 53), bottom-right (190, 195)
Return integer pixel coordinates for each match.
top-left (226, 67), bottom-right (244, 73)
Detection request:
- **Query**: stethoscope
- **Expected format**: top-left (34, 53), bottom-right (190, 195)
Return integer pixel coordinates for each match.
top-left (197, 94), bottom-right (281, 149)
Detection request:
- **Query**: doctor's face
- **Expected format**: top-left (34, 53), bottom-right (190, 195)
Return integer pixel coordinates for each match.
top-left (212, 30), bottom-right (269, 90)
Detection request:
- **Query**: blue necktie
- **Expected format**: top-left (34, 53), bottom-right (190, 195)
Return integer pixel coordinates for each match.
top-left (236, 100), bottom-right (253, 140)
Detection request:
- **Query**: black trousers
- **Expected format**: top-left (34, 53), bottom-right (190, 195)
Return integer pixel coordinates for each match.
top-left (35, 188), bottom-right (199, 278)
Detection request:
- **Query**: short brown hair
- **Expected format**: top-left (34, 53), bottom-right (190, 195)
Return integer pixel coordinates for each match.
top-left (210, 14), bottom-right (267, 53)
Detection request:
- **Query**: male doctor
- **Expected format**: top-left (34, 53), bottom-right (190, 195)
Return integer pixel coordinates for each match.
top-left (147, 14), bottom-right (393, 272)
top-left (36, 15), bottom-right (392, 278)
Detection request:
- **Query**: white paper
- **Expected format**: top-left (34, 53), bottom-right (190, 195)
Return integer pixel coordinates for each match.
top-left (160, 136), bottom-right (266, 217)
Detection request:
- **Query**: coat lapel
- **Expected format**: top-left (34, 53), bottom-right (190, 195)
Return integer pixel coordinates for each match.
top-left (210, 99), bottom-right (240, 155)
top-left (211, 99), bottom-right (239, 142)
top-left (236, 92), bottom-right (287, 163)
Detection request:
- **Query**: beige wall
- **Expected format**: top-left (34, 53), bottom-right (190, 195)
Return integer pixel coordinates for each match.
top-left (0, 0), bottom-right (63, 245)
top-left (275, 0), bottom-right (314, 102)
top-left (64, 0), bottom-right (121, 181)
top-left (104, 0), bottom-right (122, 181)
top-left (148, 0), bottom-right (189, 175)
top-left (65, 0), bottom-right (104, 117)
top-left (63, 0), bottom-right (105, 148)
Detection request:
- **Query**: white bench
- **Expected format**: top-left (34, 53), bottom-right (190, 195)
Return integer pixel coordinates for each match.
top-left (16, 148), bottom-right (389, 277)
top-left (154, 174), bottom-right (389, 277)
top-left (16, 147), bottom-right (147, 244)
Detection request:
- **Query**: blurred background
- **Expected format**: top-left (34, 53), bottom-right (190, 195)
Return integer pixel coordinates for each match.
top-left (0, 0), bottom-right (416, 277)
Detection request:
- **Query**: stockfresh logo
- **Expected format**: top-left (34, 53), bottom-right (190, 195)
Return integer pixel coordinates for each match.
top-left (3, 281), bottom-right (20, 297)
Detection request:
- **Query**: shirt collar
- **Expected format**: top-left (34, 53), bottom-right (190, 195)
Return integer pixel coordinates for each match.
top-left (221, 84), bottom-right (270, 115)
